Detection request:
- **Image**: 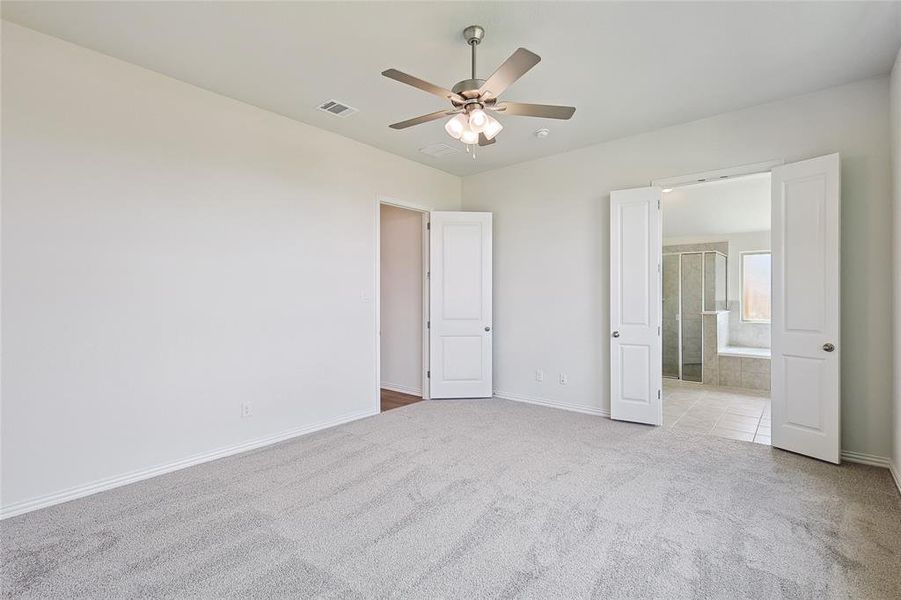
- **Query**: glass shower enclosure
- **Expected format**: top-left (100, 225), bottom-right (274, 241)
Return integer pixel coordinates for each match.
top-left (662, 250), bottom-right (727, 382)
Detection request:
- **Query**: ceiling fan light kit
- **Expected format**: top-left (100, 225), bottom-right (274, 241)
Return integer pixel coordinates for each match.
top-left (382, 25), bottom-right (575, 152)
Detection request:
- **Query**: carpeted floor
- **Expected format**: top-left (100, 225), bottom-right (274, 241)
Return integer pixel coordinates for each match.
top-left (2, 399), bottom-right (900, 599)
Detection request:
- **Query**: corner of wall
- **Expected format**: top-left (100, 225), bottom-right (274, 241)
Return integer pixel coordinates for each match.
top-left (891, 44), bottom-right (901, 491)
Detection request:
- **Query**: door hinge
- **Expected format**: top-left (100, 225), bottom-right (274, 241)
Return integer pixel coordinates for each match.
top-left (427, 271), bottom-right (430, 279)
top-left (658, 389), bottom-right (661, 400)
top-left (427, 321), bottom-right (430, 329)
top-left (427, 222), bottom-right (431, 230)
top-left (657, 326), bottom-right (661, 336)
top-left (427, 370), bottom-right (430, 378)
top-left (657, 199), bottom-right (661, 210)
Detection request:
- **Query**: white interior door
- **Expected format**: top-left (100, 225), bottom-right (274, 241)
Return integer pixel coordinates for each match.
top-left (429, 212), bottom-right (492, 398)
top-left (610, 187), bottom-right (662, 425)
top-left (771, 153), bottom-right (841, 463)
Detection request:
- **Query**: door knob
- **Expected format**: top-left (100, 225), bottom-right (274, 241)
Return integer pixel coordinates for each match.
top-left (612, 331), bottom-right (620, 338)
top-left (484, 326), bottom-right (491, 332)
top-left (823, 343), bottom-right (835, 352)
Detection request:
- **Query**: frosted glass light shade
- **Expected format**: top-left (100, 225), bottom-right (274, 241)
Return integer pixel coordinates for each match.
top-left (468, 108), bottom-right (488, 132)
top-left (482, 115), bottom-right (503, 140)
top-left (460, 127), bottom-right (479, 145)
top-left (444, 114), bottom-right (467, 139)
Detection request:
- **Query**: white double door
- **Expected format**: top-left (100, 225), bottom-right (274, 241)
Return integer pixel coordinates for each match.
top-left (609, 154), bottom-right (841, 463)
top-left (426, 211), bottom-right (493, 399)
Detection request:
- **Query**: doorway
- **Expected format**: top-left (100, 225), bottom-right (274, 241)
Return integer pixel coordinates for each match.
top-left (378, 203), bottom-right (429, 412)
top-left (376, 203), bottom-right (494, 410)
top-left (659, 173), bottom-right (772, 444)
top-left (609, 155), bottom-right (841, 463)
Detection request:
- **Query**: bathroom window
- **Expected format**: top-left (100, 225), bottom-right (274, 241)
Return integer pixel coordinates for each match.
top-left (741, 251), bottom-right (771, 322)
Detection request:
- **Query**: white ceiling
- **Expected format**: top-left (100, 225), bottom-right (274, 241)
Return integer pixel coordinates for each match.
top-left (3, 2), bottom-right (900, 176)
top-left (663, 173), bottom-right (771, 239)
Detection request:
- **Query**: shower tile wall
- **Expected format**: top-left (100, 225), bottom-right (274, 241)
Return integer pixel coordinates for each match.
top-left (664, 242), bottom-right (728, 256)
top-left (702, 313), bottom-right (719, 384)
top-left (704, 252), bottom-right (728, 311)
top-left (719, 356), bottom-right (771, 391)
top-left (726, 300), bottom-right (771, 348)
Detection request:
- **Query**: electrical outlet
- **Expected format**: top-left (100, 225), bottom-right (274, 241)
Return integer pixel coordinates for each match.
top-left (241, 401), bottom-right (253, 418)
top-left (559, 372), bottom-right (568, 385)
top-left (535, 369), bottom-right (544, 383)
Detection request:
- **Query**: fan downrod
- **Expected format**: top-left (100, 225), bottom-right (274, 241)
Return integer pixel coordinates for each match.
top-left (454, 25), bottom-right (487, 101)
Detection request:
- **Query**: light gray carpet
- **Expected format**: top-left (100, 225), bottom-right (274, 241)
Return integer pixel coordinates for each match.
top-left (2, 399), bottom-right (900, 599)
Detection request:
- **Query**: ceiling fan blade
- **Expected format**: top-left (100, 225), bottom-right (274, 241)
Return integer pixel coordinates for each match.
top-left (478, 133), bottom-right (496, 147)
top-left (382, 69), bottom-right (465, 103)
top-left (478, 48), bottom-right (541, 99)
top-left (494, 102), bottom-right (576, 120)
top-left (389, 110), bottom-right (456, 130)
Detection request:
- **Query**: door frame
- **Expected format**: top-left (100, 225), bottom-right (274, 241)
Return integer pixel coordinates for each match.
top-left (651, 157), bottom-right (842, 462)
top-left (650, 161), bottom-right (781, 400)
top-left (375, 195), bottom-right (431, 413)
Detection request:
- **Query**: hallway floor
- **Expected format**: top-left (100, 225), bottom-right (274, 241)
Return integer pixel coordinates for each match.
top-left (663, 379), bottom-right (770, 445)
top-left (380, 388), bottom-right (422, 412)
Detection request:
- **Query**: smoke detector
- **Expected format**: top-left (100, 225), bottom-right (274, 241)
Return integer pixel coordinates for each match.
top-left (534, 128), bottom-right (550, 138)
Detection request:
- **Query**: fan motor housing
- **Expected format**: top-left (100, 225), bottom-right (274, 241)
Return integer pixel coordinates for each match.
top-left (451, 78), bottom-right (485, 99)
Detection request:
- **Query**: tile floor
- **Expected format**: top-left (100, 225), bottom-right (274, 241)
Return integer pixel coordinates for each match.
top-left (663, 378), bottom-right (770, 445)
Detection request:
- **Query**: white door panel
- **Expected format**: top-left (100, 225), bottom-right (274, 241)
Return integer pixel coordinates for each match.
top-left (610, 187), bottom-right (662, 425)
top-left (429, 212), bottom-right (492, 398)
top-left (771, 153), bottom-right (840, 463)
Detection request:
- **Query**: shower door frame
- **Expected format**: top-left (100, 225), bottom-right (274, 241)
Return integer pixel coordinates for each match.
top-left (662, 251), bottom-right (685, 381)
top-left (662, 249), bottom-right (728, 383)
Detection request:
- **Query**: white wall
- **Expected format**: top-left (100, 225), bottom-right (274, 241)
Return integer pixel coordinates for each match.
top-left (379, 204), bottom-right (423, 395)
top-left (463, 77), bottom-right (894, 459)
top-left (662, 174), bottom-right (771, 238)
top-left (891, 47), bottom-right (901, 483)
top-left (0, 23), bottom-right (460, 513)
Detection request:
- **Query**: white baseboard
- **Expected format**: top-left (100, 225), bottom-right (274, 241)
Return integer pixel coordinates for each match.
top-left (0, 408), bottom-right (377, 520)
top-left (890, 461), bottom-right (901, 496)
top-left (840, 450), bottom-right (892, 469)
top-left (841, 452), bottom-right (901, 495)
top-left (380, 382), bottom-right (422, 396)
top-left (494, 390), bottom-right (610, 418)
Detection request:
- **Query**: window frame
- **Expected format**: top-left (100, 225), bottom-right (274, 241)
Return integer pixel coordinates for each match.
top-left (740, 250), bottom-right (772, 324)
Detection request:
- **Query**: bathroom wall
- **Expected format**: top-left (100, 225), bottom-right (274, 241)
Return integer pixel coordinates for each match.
top-left (727, 301), bottom-right (771, 348)
top-left (665, 232), bottom-right (771, 349)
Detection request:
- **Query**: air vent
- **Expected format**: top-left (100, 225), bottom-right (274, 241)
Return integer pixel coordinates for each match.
top-left (419, 143), bottom-right (460, 158)
top-left (317, 100), bottom-right (358, 118)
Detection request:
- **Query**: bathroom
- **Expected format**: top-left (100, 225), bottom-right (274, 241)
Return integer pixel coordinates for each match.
top-left (661, 173), bottom-right (772, 445)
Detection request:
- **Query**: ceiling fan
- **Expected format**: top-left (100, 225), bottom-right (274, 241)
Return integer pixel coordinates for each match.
top-left (382, 25), bottom-right (575, 148)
